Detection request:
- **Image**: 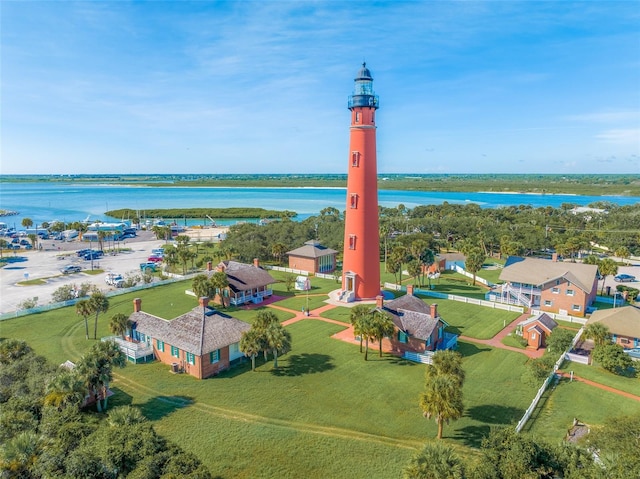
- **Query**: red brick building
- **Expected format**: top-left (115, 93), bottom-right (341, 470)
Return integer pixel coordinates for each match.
top-left (498, 256), bottom-right (598, 317)
top-left (287, 240), bottom-right (337, 274)
top-left (128, 297), bottom-right (250, 379)
top-left (516, 313), bottom-right (558, 350)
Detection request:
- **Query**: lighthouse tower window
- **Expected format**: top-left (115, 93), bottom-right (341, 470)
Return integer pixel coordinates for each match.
top-left (350, 193), bottom-right (358, 209)
top-left (351, 151), bottom-right (360, 167)
top-left (349, 234), bottom-right (357, 250)
top-left (355, 112), bottom-right (361, 123)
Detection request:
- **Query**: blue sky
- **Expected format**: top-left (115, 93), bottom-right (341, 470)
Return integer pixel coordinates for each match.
top-left (2, 1), bottom-right (639, 175)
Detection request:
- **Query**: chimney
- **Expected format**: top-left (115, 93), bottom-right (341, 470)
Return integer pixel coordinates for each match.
top-left (199, 297), bottom-right (209, 309)
top-left (407, 284), bottom-right (414, 296)
top-left (552, 252), bottom-right (558, 262)
top-left (133, 298), bottom-right (142, 313)
top-left (206, 261), bottom-right (212, 272)
top-left (376, 295), bottom-right (384, 309)
top-left (253, 258), bottom-right (260, 268)
top-left (430, 303), bottom-right (438, 318)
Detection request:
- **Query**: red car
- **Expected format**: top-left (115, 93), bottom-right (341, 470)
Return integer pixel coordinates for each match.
top-left (147, 255), bottom-right (163, 262)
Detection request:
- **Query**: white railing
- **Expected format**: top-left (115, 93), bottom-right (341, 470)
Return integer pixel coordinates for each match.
top-left (102, 336), bottom-right (154, 361)
top-left (565, 352), bottom-right (590, 365)
top-left (403, 351), bottom-right (434, 364)
top-left (452, 265), bottom-right (493, 286)
top-left (384, 282), bottom-right (402, 291)
top-left (315, 272), bottom-right (340, 281)
top-left (502, 284), bottom-right (535, 307)
top-left (530, 309), bottom-right (587, 325)
top-left (265, 265), bottom-right (309, 275)
top-left (515, 327), bottom-right (584, 433)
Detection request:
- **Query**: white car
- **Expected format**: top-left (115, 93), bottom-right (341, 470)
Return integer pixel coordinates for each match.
top-left (105, 273), bottom-right (125, 288)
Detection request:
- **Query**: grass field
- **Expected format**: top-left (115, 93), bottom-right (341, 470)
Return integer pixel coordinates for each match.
top-left (1, 277), bottom-right (633, 478)
top-left (436, 299), bottom-right (520, 339)
top-left (524, 377), bottom-right (640, 442)
top-left (560, 361), bottom-right (640, 397)
top-left (501, 333), bottom-right (527, 349)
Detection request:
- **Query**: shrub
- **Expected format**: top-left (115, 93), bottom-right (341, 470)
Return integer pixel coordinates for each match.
top-left (592, 343), bottom-right (633, 375)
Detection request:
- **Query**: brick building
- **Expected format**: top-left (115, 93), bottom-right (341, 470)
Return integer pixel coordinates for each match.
top-left (287, 240), bottom-right (337, 274)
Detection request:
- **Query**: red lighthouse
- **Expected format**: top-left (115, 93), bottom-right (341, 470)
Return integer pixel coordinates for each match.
top-left (341, 63), bottom-right (380, 301)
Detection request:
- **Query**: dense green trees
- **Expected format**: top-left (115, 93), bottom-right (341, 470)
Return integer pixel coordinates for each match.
top-left (0, 339), bottom-right (212, 478)
top-left (240, 311), bottom-right (291, 369)
top-left (88, 291), bottom-right (109, 340)
top-left (592, 343), bottom-right (633, 375)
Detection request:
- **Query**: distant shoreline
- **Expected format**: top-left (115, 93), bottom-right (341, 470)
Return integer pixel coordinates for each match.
top-left (1, 173), bottom-right (639, 197)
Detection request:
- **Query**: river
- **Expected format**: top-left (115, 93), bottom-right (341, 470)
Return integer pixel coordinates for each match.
top-left (0, 182), bottom-right (638, 228)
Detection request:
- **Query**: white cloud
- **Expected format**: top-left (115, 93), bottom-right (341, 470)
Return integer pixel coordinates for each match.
top-left (595, 128), bottom-right (640, 145)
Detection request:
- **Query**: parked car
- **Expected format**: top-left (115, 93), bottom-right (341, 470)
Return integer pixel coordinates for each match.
top-left (614, 274), bottom-right (636, 283)
top-left (61, 265), bottom-right (82, 274)
top-left (7, 243), bottom-right (20, 250)
top-left (105, 273), bottom-right (125, 288)
top-left (24, 244), bottom-right (33, 250)
top-left (147, 255), bottom-right (163, 262)
top-left (19, 239), bottom-right (31, 246)
top-left (140, 262), bottom-right (158, 272)
top-left (76, 249), bottom-right (92, 257)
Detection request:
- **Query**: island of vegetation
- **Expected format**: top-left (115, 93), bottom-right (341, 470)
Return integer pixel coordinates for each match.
top-left (105, 207), bottom-right (297, 220)
top-left (2, 173), bottom-right (640, 196)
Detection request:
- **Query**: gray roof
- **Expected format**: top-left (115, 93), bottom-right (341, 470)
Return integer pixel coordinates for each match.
top-left (518, 313), bottom-right (558, 333)
top-left (437, 253), bottom-right (466, 262)
top-left (217, 261), bottom-right (276, 293)
top-left (586, 306), bottom-right (640, 339)
top-left (131, 306), bottom-right (250, 356)
top-left (499, 257), bottom-right (597, 293)
top-left (287, 240), bottom-right (338, 259)
top-left (383, 295), bottom-right (443, 341)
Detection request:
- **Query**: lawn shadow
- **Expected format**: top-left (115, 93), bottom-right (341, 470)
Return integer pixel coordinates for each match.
top-left (107, 387), bottom-right (133, 408)
top-left (466, 404), bottom-right (523, 425)
top-left (456, 341), bottom-right (491, 357)
top-left (386, 355), bottom-right (419, 367)
top-left (453, 424), bottom-right (491, 448)
top-left (138, 395), bottom-right (194, 421)
top-left (271, 353), bottom-right (335, 377)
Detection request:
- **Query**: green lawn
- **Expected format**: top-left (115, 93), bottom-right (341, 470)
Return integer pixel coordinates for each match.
top-left (475, 258), bottom-right (506, 285)
top-left (319, 306), bottom-right (352, 324)
top-left (2, 278), bottom-right (624, 478)
top-left (434, 299), bottom-right (521, 339)
top-left (525, 377), bottom-right (640, 442)
top-left (274, 294), bottom-right (330, 312)
top-left (501, 333), bottom-right (527, 349)
top-left (561, 361), bottom-right (640, 397)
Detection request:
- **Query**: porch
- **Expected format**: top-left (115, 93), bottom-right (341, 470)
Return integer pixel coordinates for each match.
top-left (229, 287), bottom-right (273, 306)
top-left (102, 336), bottom-right (155, 364)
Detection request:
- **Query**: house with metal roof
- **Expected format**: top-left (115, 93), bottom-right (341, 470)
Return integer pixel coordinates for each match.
top-left (215, 259), bottom-right (277, 306)
top-left (128, 297), bottom-right (250, 379)
top-left (496, 256), bottom-right (598, 317)
top-left (287, 240), bottom-right (338, 274)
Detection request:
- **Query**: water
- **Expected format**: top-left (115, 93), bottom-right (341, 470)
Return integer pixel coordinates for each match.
top-left (0, 182), bottom-right (638, 228)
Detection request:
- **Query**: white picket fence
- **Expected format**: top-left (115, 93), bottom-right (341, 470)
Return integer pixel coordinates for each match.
top-left (315, 272), bottom-right (340, 281)
top-left (452, 264), bottom-right (494, 286)
top-left (403, 351), bottom-right (434, 364)
top-left (565, 352), bottom-right (590, 365)
top-left (383, 282), bottom-right (524, 313)
top-left (530, 309), bottom-right (587, 325)
top-left (515, 327), bottom-right (584, 433)
top-left (265, 265), bottom-right (309, 276)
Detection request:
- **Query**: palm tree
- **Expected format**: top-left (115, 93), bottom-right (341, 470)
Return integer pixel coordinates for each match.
top-left (0, 239), bottom-right (6, 257)
top-left (583, 322), bottom-right (610, 347)
top-left (21, 217), bottom-right (33, 229)
top-left (271, 242), bottom-right (287, 265)
top-left (0, 431), bottom-right (40, 477)
top-left (370, 310), bottom-right (395, 357)
top-left (107, 405), bottom-right (146, 427)
top-left (192, 274), bottom-right (214, 299)
top-left (350, 304), bottom-right (372, 353)
top-left (614, 246), bottom-right (630, 265)
top-left (44, 369), bottom-right (86, 410)
top-left (97, 230), bottom-right (108, 252)
top-left (240, 329), bottom-right (263, 371)
top-left (76, 299), bottom-right (92, 340)
top-left (254, 310), bottom-right (279, 361)
top-left (599, 258), bottom-right (618, 295)
top-left (427, 351), bottom-right (466, 388)
top-left (210, 271), bottom-right (229, 308)
top-left (89, 292), bottom-right (109, 340)
top-left (465, 246), bottom-right (486, 286)
top-left (419, 374), bottom-right (464, 439)
top-left (109, 313), bottom-right (131, 339)
top-left (27, 233), bottom-right (38, 250)
top-left (403, 442), bottom-right (465, 479)
top-left (78, 340), bottom-right (126, 412)
top-left (265, 322), bottom-right (291, 368)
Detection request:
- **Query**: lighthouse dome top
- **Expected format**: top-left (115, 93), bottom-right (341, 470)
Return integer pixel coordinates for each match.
top-left (355, 62), bottom-right (373, 81)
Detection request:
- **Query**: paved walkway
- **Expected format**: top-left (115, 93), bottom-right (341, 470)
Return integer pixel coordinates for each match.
top-left (556, 371), bottom-right (640, 402)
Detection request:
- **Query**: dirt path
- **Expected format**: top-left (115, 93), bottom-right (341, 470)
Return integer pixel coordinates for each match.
top-left (556, 371), bottom-right (640, 402)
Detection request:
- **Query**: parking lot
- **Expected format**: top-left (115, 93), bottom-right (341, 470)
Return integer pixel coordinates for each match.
top-left (0, 232), bottom-right (167, 314)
